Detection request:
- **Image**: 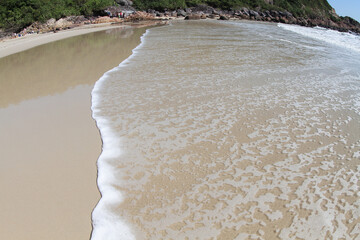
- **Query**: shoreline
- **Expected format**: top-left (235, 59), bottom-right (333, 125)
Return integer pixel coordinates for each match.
top-left (0, 20), bottom-right (167, 59)
top-left (1, 10), bottom-right (358, 60)
top-left (0, 23), bottom-right (125, 58)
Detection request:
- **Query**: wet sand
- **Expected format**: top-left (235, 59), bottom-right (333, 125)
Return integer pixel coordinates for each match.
top-left (0, 25), bottom-right (149, 239)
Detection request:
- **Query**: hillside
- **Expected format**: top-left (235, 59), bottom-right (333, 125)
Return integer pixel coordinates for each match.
top-left (132, 0), bottom-right (333, 19)
top-left (0, 0), bottom-right (113, 32)
top-left (0, 0), bottom-right (359, 34)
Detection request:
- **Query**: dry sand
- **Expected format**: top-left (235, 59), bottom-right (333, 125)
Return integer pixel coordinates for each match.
top-left (0, 23), bottom-right (128, 58)
top-left (0, 23), bottom-right (149, 240)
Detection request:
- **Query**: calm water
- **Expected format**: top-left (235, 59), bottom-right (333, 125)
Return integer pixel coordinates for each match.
top-left (0, 26), bottom-right (148, 240)
top-left (91, 20), bottom-right (360, 239)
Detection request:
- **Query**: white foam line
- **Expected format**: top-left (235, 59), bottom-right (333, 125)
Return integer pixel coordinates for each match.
top-left (90, 29), bottom-right (151, 240)
top-left (278, 23), bottom-right (360, 53)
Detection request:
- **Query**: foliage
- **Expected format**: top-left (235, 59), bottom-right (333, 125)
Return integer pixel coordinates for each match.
top-left (133, 0), bottom-right (333, 17)
top-left (0, 0), bottom-right (113, 31)
top-left (0, 0), bottom-right (336, 32)
top-left (132, 0), bottom-right (186, 11)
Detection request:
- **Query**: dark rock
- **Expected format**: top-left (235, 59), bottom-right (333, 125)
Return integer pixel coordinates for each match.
top-left (264, 10), bottom-right (271, 18)
top-left (270, 10), bottom-right (279, 17)
top-left (249, 10), bottom-right (260, 18)
top-left (219, 15), bottom-right (229, 20)
top-left (283, 11), bottom-right (293, 18)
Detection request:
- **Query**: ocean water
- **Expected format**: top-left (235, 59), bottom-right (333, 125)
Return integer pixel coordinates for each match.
top-left (91, 20), bottom-right (360, 239)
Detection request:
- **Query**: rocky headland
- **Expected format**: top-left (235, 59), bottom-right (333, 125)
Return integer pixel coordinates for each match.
top-left (1, 1), bottom-right (359, 41)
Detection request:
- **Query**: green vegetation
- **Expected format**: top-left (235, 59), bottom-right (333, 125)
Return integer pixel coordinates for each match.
top-left (0, 0), bottom-right (113, 32)
top-left (132, 0), bottom-right (333, 17)
top-left (0, 0), bottom-right (335, 32)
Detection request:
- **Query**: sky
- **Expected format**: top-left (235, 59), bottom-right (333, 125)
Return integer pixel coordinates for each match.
top-left (327, 0), bottom-right (360, 22)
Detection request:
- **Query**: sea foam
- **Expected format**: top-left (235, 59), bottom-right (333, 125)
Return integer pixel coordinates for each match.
top-left (90, 29), bottom-right (151, 240)
top-left (278, 23), bottom-right (360, 53)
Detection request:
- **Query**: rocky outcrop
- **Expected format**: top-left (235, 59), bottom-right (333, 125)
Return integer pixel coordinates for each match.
top-left (93, 16), bottom-right (123, 24)
top-left (170, 6), bottom-right (360, 34)
top-left (125, 11), bottom-right (155, 22)
top-left (7, 3), bottom-right (359, 41)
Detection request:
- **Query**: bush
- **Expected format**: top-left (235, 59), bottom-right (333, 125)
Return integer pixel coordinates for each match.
top-left (0, 0), bottom-right (112, 31)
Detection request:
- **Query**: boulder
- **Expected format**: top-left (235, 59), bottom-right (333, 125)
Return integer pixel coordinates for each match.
top-left (184, 14), bottom-right (201, 20)
top-left (219, 15), bottom-right (229, 20)
top-left (46, 18), bottom-right (56, 28)
top-left (93, 16), bottom-right (123, 24)
top-left (125, 11), bottom-right (155, 21)
top-left (177, 9), bottom-right (186, 17)
top-left (241, 7), bottom-right (250, 16)
top-left (55, 18), bottom-right (72, 29)
top-left (249, 10), bottom-right (260, 18)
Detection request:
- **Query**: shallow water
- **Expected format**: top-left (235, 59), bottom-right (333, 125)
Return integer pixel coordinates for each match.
top-left (0, 26), bottom-right (148, 240)
top-left (92, 20), bottom-right (360, 239)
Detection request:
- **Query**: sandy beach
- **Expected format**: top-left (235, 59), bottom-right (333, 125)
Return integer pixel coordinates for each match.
top-left (0, 23), bottom-right (132, 58)
top-left (0, 23), bottom-right (150, 239)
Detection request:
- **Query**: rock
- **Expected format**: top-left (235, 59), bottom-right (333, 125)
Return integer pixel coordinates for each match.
top-left (270, 10), bottom-right (279, 17)
top-left (46, 18), bottom-right (56, 27)
top-left (249, 10), bottom-right (260, 18)
top-left (212, 9), bottom-right (221, 15)
top-left (241, 7), bottom-right (249, 15)
top-left (177, 9), bottom-right (186, 17)
top-left (184, 14), bottom-right (201, 20)
top-left (93, 16), bottom-right (123, 24)
top-left (279, 17), bottom-right (288, 24)
top-left (55, 18), bottom-right (72, 29)
top-left (219, 15), bottom-right (229, 20)
top-left (264, 10), bottom-right (271, 18)
top-left (156, 12), bottom-right (164, 17)
top-left (125, 11), bottom-right (155, 21)
top-left (283, 11), bottom-right (293, 18)
top-left (65, 15), bottom-right (87, 25)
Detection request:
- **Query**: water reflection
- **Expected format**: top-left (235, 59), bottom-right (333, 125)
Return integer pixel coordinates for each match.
top-left (0, 27), bottom-right (146, 108)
